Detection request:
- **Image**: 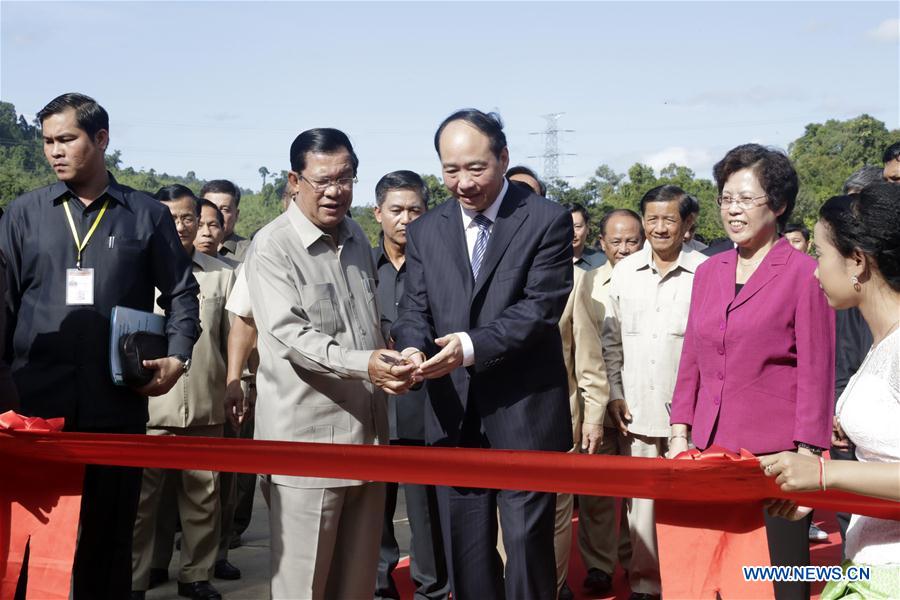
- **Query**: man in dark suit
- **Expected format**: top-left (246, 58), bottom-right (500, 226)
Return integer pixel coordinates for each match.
top-left (392, 109), bottom-right (574, 600)
top-left (372, 170), bottom-right (449, 600)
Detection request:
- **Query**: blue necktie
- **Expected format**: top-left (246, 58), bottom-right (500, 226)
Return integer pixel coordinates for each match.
top-left (470, 213), bottom-right (492, 280)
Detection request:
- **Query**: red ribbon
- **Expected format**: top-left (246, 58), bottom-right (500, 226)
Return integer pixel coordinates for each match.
top-left (0, 412), bottom-right (896, 520)
top-left (2, 410), bottom-right (898, 600)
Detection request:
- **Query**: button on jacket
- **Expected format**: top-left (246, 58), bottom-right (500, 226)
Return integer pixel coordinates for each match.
top-left (602, 244), bottom-right (707, 437)
top-left (246, 203), bottom-right (388, 488)
top-left (0, 175), bottom-right (200, 429)
top-left (150, 251), bottom-right (235, 428)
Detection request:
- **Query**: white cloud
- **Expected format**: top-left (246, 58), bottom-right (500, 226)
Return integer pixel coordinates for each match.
top-left (867, 18), bottom-right (899, 42)
top-left (642, 147), bottom-right (715, 175)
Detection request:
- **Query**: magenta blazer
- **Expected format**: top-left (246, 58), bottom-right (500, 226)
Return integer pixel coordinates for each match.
top-left (670, 238), bottom-right (835, 454)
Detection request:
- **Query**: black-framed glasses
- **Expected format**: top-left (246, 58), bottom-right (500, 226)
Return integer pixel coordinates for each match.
top-left (298, 175), bottom-right (357, 193)
top-left (716, 194), bottom-right (768, 210)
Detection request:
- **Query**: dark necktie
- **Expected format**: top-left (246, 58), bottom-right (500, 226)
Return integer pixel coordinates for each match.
top-left (470, 213), bottom-right (492, 280)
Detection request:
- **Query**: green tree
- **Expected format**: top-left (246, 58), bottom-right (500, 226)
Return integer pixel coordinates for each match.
top-left (789, 114), bottom-right (898, 228)
top-left (258, 166), bottom-right (270, 188)
top-left (422, 174), bottom-right (451, 208)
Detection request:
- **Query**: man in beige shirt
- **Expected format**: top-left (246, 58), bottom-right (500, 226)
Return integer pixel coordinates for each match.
top-left (602, 186), bottom-right (707, 600)
top-left (578, 208), bottom-right (645, 596)
top-left (245, 128), bottom-right (414, 600)
top-left (554, 263), bottom-right (609, 599)
top-left (132, 185), bottom-right (235, 600)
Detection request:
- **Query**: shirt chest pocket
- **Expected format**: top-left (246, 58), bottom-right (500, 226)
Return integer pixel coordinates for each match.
top-left (200, 294), bottom-right (226, 335)
top-left (621, 298), bottom-right (646, 335)
top-left (301, 283), bottom-right (344, 337)
top-left (666, 301), bottom-right (691, 337)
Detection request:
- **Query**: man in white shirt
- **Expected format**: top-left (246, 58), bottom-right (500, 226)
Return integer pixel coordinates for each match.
top-left (602, 185), bottom-right (707, 600)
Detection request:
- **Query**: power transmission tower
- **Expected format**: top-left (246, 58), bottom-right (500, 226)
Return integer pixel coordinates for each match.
top-left (529, 113), bottom-right (575, 182)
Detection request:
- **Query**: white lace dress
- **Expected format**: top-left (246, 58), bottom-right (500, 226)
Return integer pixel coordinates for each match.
top-left (836, 328), bottom-right (900, 566)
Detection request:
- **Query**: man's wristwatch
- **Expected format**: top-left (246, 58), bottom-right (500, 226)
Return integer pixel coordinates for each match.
top-left (172, 355), bottom-right (191, 374)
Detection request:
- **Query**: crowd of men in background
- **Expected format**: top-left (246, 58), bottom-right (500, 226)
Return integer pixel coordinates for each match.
top-left (1, 92), bottom-right (898, 600)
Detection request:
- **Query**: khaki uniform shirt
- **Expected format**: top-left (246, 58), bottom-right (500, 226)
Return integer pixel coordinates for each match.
top-left (602, 244), bottom-right (707, 437)
top-left (219, 233), bottom-right (251, 262)
top-left (559, 267), bottom-right (610, 446)
top-left (246, 203), bottom-right (388, 489)
top-left (589, 261), bottom-right (614, 332)
top-left (150, 251), bottom-right (235, 428)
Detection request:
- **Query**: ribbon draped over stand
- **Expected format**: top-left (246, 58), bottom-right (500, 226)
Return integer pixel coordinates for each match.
top-left (1, 411), bottom-right (898, 599)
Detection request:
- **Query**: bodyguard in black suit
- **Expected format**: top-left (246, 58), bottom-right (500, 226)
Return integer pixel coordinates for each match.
top-left (392, 109), bottom-right (573, 599)
top-left (372, 171), bottom-right (449, 600)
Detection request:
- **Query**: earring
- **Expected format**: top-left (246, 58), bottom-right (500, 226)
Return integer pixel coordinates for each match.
top-left (851, 275), bottom-right (861, 292)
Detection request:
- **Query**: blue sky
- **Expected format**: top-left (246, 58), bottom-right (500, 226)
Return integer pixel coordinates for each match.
top-left (2, 1), bottom-right (898, 204)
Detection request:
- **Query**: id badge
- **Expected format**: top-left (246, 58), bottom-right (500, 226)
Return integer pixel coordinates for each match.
top-left (66, 268), bottom-right (95, 305)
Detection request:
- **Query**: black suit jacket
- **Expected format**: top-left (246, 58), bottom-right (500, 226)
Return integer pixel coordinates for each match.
top-left (392, 184), bottom-right (574, 452)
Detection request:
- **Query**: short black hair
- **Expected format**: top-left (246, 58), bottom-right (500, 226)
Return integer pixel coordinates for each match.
top-left (882, 141), bottom-right (900, 165)
top-left (842, 165), bottom-right (885, 195)
top-left (506, 165), bottom-right (546, 197)
top-left (713, 143), bottom-right (798, 230)
top-left (434, 109), bottom-right (507, 159)
top-left (37, 93), bottom-right (109, 139)
top-left (155, 184), bottom-right (200, 214)
top-left (783, 223), bottom-right (810, 241)
top-left (290, 128), bottom-right (359, 175)
top-left (598, 208), bottom-right (644, 238)
top-left (200, 179), bottom-right (242, 207)
top-left (375, 170), bottom-right (429, 207)
top-left (819, 183), bottom-right (900, 292)
top-left (198, 199), bottom-right (225, 227)
top-left (686, 194), bottom-right (701, 215)
top-left (563, 202), bottom-right (590, 224)
top-left (638, 184), bottom-right (693, 220)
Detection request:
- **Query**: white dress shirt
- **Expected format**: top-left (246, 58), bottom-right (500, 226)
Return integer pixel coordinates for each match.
top-left (455, 179), bottom-right (508, 367)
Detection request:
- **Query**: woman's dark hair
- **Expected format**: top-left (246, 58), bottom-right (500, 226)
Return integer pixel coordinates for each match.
top-left (638, 184), bottom-right (692, 220)
top-left (155, 184), bottom-right (200, 214)
top-left (713, 143), bottom-right (798, 230)
top-left (434, 109), bottom-right (506, 158)
top-left (289, 128), bottom-right (359, 175)
top-left (818, 183), bottom-right (900, 292)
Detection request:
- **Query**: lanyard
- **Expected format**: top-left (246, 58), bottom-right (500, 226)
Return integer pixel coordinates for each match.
top-left (62, 197), bottom-right (110, 269)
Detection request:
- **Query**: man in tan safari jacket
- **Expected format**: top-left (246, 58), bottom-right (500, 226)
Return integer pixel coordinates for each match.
top-left (131, 185), bottom-right (235, 600)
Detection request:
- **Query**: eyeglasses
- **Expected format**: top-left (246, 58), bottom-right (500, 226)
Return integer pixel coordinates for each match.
top-left (716, 194), bottom-right (768, 211)
top-left (298, 174), bottom-right (357, 193)
top-left (171, 215), bottom-right (196, 226)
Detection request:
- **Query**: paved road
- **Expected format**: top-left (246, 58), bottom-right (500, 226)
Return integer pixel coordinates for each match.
top-left (146, 483), bottom-right (411, 600)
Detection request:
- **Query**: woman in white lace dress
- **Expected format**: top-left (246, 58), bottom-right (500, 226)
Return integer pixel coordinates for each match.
top-left (760, 183), bottom-right (900, 598)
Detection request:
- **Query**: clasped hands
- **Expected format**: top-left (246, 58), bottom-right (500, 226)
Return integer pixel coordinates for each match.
top-left (368, 334), bottom-right (464, 395)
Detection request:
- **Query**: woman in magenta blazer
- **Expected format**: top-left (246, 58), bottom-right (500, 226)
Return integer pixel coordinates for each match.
top-left (669, 144), bottom-right (834, 600)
